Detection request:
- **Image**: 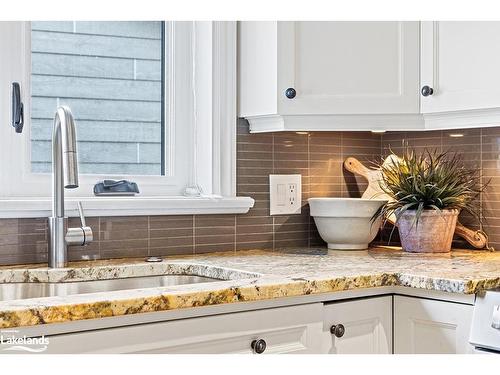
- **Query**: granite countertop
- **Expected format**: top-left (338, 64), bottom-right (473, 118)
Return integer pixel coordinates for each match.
top-left (1, 246), bottom-right (500, 328)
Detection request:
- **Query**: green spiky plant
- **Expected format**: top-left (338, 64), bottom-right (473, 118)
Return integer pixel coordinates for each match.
top-left (372, 147), bottom-right (487, 233)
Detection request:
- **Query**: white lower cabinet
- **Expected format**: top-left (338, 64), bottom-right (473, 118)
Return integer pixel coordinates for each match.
top-left (43, 294), bottom-right (476, 354)
top-left (321, 296), bottom-right (392, 354)
top-left (45, 303), bottom-right (324, 354)
top-left (394, 295), bottom-right (474, 354)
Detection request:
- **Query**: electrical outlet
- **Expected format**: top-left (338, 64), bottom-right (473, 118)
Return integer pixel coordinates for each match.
top-left (269, 174), bottom-right (302, 215)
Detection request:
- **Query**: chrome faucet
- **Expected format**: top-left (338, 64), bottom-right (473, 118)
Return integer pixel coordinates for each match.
top-left (48, 106), bottom-right (93, 268)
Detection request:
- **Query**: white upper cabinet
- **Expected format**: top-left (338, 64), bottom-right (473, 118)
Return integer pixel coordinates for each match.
top-left (421, 21), bottom-right (500, 114)
top-left (277, 22), bottom-right (419, 115)
top-left (239, 21), bottom-right (422, 132)
top-left (239, 21), bottom-right (500, 132)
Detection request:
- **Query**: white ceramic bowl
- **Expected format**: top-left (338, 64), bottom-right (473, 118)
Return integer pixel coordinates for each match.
top-left (308, 198), bottom-right (388, 250)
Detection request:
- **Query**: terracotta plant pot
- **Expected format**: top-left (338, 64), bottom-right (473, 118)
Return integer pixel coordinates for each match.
top-left (397, 209), bottom-right (459, 253)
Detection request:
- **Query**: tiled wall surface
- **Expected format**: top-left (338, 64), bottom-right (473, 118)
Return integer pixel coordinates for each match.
top-left (235, 120), bottom-right (381, 250)
top-left (1, 122), bottom-right (499, 265)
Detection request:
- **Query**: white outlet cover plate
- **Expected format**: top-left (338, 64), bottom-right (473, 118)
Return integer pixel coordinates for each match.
top-left (269, 174), bottom-right (302, 215)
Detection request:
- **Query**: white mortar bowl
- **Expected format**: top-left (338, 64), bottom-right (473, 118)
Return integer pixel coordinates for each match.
top-left (308, 198), bottom-right (388, 250)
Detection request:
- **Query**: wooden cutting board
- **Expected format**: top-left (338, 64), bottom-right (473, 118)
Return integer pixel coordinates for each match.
top-left (343, 155), bottom-right (492, 250)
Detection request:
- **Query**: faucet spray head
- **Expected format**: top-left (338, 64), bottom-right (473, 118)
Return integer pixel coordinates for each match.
top-left (56, 106), bottom-right (79, 189)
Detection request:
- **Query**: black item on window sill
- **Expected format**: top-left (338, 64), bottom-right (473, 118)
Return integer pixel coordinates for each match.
top-left (12, 82), bottom-right (24, 133)
top-left (93, 180), bottom-right (140, 196)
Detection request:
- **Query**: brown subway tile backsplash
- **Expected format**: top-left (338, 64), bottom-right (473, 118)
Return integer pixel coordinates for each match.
top-left (149, 215), bottom-right (194, 257)
top-left (2, 121), bottom-right (500, 265)
top-left (0, 218), bottom-right (48, 265)
top-left (194, 215), bottom-right (236, 254)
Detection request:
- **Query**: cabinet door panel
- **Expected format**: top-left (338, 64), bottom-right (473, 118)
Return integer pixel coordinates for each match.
top-left (394, 295), bottom-right (474, 354)
top-left (278, 21), bottom-right (419, 115)
top-left (44, 303), bottom-right (323, 354)
top-left (322, 296), bottom-right (392, 354)
top-left (421, 21), bottom-right (500, 113)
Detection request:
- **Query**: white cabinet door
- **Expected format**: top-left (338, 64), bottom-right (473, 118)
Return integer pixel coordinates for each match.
top-left (277, 21), bottom-right (420, 115)
top-left (421, 21), bottom-right (500, 113)
top-left (322, 296), bottom-right (392, 354)
top-left (44, 304), bottom-right (324, 354)
top-left (394, 296), bottom-right (474, 354)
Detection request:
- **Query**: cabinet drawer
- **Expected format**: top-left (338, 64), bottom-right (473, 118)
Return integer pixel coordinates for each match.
top-left (44, 303), bottom-right (323, 354)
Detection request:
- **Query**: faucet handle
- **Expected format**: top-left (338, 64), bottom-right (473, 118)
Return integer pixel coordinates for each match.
top-left (66, 201), bottom-right (93, 246)
top-left (77, 201), bottom-right (87, 227)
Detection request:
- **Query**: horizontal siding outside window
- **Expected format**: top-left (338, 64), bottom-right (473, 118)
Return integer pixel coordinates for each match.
top-left (30, 21), bottom-right (164, 176)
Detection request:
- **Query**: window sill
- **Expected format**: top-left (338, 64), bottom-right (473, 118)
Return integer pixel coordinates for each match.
top-left (0, 196), bottom-right (255, 219)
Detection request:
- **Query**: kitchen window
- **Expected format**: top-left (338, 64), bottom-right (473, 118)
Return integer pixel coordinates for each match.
top-left (0, 21), bottom-right (253, 217)
top-left (30, 21), bottom-right (166, 176)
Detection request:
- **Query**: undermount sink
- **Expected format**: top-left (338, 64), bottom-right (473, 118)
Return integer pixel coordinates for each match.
top-left (0, 275), bottom-right (220, 302)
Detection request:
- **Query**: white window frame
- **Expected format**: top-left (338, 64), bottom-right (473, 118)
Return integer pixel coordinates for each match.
top-left (0, 21), bottom-right (253, 218)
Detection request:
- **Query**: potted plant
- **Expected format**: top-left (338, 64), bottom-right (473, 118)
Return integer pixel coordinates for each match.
top-left (373, 148), bottom-right (487, 253)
